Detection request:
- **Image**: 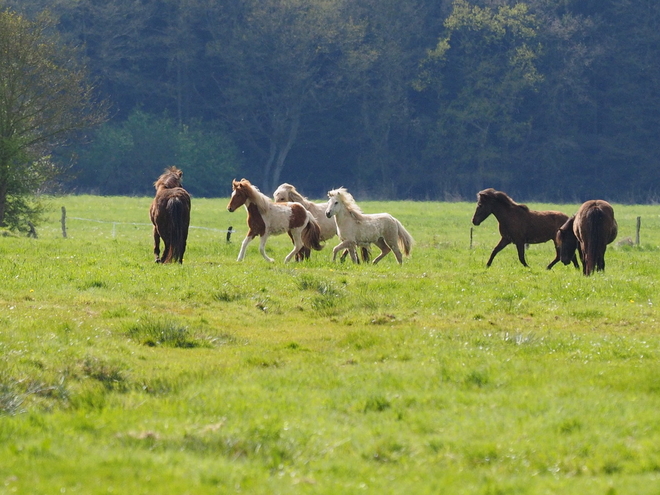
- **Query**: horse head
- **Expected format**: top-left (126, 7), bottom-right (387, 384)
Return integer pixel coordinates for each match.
top-left (325, 188), bottom-right (345, 218)
top-left (227, 179), bottom-right (250, 212)
top-left (556, 216), bottom-right (578, 265)
top-left (273, 183), bottom-right (294, 203)
top-left (471, 189), bottom-right (496, 225)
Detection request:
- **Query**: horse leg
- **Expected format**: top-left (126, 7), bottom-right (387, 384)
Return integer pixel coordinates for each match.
top-left (161, 235), bottom-right (173, 263)
top-left (258, 234), bottom-right (275, 263)
top-left (546, 245), bottom-right (561, 270)
top-left (597, 248), bottom-right (606, 272)
top-left (285, 231), bottom-right (304, 263)
top-left (332, 240), bottom-right (356, 262)
top-left (237, 235), bottom-right (255, 261)
top-left (571, 253), bottom-right (580, 269)
top-left (360, 246), bottom-right (371, 263)
top-left (349, 247), bottom-right (359, 263)
top-left (578, 244), bottom-right (587, 275)
top-left (372, 238), bottom-right (391, 265)
top-left (296, 246), bottom-right (311, 261)
top-left (486, 238), bottom-right (510, 267)
top-left (515, 243), bottom-right (529, 267)
top-left (153, 228), bottom-right (162, 263)
top-left (391, 244), bottom-right (404, 265)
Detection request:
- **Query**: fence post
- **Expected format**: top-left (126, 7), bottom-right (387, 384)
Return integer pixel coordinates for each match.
top-left (636, 216), bottom-right (641, 246)
top-left (61, 206), bottom-right (67, 238)
top-left (226, 226), bottom-right (233, 242)
top-left (469, 227), bottom-right (473, 249)
top-left (27, 222), bottom-right (38, 238)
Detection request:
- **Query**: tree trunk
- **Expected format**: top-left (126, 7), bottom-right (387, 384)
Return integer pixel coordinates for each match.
top-left (269, 111), bottom-right (300, 192)
top-left (0, 180), bottom-right (7, 227)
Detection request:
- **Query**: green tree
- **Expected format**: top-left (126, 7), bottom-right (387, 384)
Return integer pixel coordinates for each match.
top-left (72, 111), bottom-right (240, 197)
top-left (417, 0), bottom-right (543, 196)
top-left (0, 8), bottom-right (106, 229)
top-left (203, 0), bottom-right (366, 193)
top-left (343, 0), bottom-right (436, 198)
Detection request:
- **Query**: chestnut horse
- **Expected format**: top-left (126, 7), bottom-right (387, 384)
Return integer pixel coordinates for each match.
top-left (325, 187), bottom-right (413, 265)
top-left (149, 166), bottom-right (191, 264)
top-left (227, 179), bottom-right (323, 263)
top-left (557, 200), bottom-right (617, 276)
top-left (471, 188), bottom-right (578, 269)
top-left (273, 182), bottom-right (370, 262)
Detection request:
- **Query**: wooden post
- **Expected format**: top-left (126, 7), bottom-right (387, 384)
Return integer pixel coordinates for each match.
top-left (226, 226), bottom-right (233, 242)
top-left (61, 206), bottom-right (67, 238)
top-left (27, 222), bottom-right (38, 238)
top-left (636, 216), bottom-right (641, 246)
top-left (469, 227), bottom-right (473, 249)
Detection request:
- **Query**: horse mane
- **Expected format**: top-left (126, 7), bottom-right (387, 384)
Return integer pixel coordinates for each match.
top-left (284, 185), bottom-right (307, 204)
top-left (328, 187), bottom-right (364, 217)
top-left (154, 166), bottom-right (183, 190)
top-left (480, 188), bottom-right (529, 212)
top-left (233, 178), bottom-right (271, 212)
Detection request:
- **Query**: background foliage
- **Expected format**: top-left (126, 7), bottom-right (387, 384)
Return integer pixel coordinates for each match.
top-left (3, 0), bottom-right (660, 201)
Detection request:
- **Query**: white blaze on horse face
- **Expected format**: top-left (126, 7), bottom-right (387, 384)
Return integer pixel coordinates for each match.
top-left (228, 188), bottom-right (239, 212)
top-left (325, 198), bottom-right (338, 218)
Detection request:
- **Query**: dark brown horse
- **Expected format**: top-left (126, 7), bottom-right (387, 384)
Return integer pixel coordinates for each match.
top-left (149, 166), bottom-right (191, 263)
top-left (557, 200), bottom-right (617, 276)
top-left (471, 188), bottom-right (578, 269)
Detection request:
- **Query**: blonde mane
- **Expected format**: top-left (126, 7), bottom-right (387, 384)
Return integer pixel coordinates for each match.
top-left (328, 187), bottom-right (363, 216)
top-left (284, 186), bottom-right (306, 204)
top-left (274, 183), bottom-right (313, 208)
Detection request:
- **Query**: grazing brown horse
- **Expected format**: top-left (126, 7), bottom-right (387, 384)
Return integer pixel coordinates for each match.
top-left (150, 166), bottom-right (191, 264)
top-left (557, 200), bottom-right (617, 276)
top-left (471, 188), bottom-right (578, 269)
top-left (227, 179), bottom-right (323, 263)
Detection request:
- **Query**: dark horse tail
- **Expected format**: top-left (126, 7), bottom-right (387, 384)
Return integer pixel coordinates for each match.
top-left (302, 213), bottom-right (324, 252)
top-left (584, 208), bottom-right (606, 276)
top-left (163, 197), bottom-right (190, 263)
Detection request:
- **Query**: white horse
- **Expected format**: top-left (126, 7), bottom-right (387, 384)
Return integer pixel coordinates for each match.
top-left (325, 187), bottom-right (414, 265)
top-left (227, 179), bottom-right (323, 263)
top-left (273, 182), bottom-right (370, 262)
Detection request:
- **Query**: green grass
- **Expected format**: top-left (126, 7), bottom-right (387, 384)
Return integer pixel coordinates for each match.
top-left (1, 195), bottom-right (660, 493)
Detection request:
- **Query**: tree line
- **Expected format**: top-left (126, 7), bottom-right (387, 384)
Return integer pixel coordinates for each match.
top-left (4, 0), bottom-right (660, 203)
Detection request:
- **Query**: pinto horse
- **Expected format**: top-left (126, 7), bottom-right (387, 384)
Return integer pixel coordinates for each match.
top-left (325, 187), bottom-right (413, 265)
top-left (471, 188), bottom-right (578, 269)
top-left (149, 166), bottom-right (191, 264)
top-left (273, 182), bottom-right (370, 262)
top-left (557, 200), bottom-right (617, 276)
top-left (227, 179), bottom-right (323, 263)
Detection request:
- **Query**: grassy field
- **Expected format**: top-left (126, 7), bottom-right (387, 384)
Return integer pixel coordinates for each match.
top-left (1, 195), bottom-right (659, 494)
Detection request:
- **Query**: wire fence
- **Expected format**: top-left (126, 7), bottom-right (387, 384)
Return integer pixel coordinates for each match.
top-left (64, 213), bottom-right (237, 240)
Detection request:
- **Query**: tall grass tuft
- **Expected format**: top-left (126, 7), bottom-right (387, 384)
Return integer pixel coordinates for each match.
top-left (126, 319), bottom-right (204, 348)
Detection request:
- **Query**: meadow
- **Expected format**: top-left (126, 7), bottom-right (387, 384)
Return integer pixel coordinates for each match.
top-left (1, 195), bottom-right (659, 494)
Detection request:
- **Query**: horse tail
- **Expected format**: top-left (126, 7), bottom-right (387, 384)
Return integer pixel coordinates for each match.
top-left (302, 212), bottom-right (324, 252)
top-left (395, 219), bottom-right (414, 257)
top-left (165, 196), bottom-right (190, 263)
top-left (584, 207), bottom-right (605, 276)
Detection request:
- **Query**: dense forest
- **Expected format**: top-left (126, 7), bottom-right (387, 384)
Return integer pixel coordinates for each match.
top-left (4, 0), bottom-right (660, 202)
